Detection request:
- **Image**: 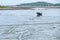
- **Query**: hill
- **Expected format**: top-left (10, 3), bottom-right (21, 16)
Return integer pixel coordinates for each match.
top-left (17, 2), bottom-right (60, 6)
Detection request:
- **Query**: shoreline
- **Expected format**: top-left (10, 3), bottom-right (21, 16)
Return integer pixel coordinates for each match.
top-left (0, 6), bottom-right (60, 10)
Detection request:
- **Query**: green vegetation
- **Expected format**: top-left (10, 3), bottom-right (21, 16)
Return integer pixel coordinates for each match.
top-left (0, 5), bottom-right (6, 8)
top-left (17, 2), bottom-right (60, 6)
top-left (54, 3), bottom-right (60, 6)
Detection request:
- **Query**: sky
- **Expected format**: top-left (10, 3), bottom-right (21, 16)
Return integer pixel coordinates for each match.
top-left (0, 0), bottom-right (60, 5)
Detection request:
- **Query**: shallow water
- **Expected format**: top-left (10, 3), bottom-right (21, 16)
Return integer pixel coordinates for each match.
top-left (0, 8), bottom-right (60, 40)
top-left (0, 8), bottom-right (60, 25)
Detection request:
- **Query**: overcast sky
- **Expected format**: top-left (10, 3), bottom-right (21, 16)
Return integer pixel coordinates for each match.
top-left (0, 0), bottom-right (60, 5)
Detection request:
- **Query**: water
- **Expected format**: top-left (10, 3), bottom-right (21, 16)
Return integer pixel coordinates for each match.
top-left (0, 8), bottom-right (60, 40)
top-left (0, 8), bottom-right (60, 25)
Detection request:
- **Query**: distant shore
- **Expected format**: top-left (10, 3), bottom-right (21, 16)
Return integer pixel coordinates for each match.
top-left (0, 6), bottom-right (60, 10)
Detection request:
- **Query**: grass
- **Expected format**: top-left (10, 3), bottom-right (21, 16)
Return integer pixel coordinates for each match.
top-left (0, 5), bottom-right (6, 8)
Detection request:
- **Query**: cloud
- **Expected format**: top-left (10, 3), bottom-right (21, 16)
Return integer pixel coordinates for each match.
top-left (0, 0), bottom-right (60, 5)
